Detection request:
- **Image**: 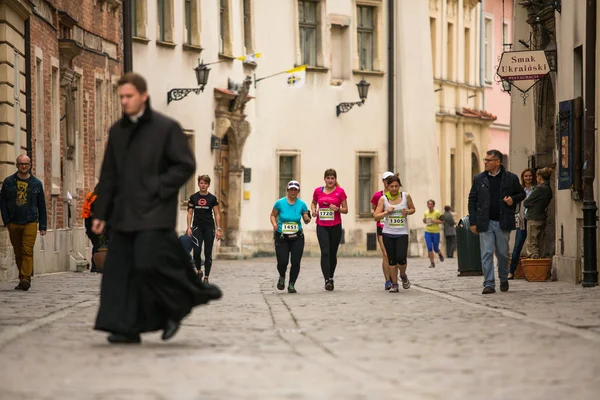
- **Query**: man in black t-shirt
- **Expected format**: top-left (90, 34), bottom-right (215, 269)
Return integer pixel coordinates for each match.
top-left (187, 174), bottom-right (222, 282)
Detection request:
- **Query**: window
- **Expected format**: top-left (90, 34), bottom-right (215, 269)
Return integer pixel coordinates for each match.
top-left (185, 0), bottom-right (191, 44)
top-left (357, 5), bottom-right (375, 71)
top-left (430, 17), bottom-right (437, 77)
top-left (132, 0), bottom-right (138, 36)
top-left (95, 79), bottom-right (104, 179)
top-left (358, 155), bottom-right (374, 216)
top-left (464, 27), bottom-right (471, 84)
top-left (34, 57), bottom-right (44, 180)
top-left (450, 152), bottom-right (456, 209)
top-left (298, 0), bottom-right (318, 66)
top-left (13, 52), bottom-right (21, 157)
top-left (279, 156), bottom-right (296, 198)
top-left (51, 66), bottom-right (60, 184)
top-left (219, 0), bottom-right (232, 55)
top-left (132, 0), bottom-right (147, 38)
top-left (157, 0), bottom-right (173, 42)
top-left (157, 0), bottom-right (165, 41)
top-left (484, 17), bottom-right (493, 83)
top-left (243, 0), bottom-right (254, 53)
top-left (447, 22), bottom-right (454, 80)
top-left (180, 134), bottom-right (195, 204)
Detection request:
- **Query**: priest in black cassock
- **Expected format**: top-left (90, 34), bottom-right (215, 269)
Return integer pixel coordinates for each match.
top-left (92, 72), bottom-right (222, 344)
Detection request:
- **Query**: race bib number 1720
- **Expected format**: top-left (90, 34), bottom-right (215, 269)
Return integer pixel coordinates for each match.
top-left (319, 208), bottom-right (335, 221)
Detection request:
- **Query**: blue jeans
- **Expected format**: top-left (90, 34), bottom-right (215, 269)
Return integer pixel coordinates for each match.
top-left (479, 220), bottom-right (510, 288)
top-left (424, 232), bottom-right (441, 253)
top-left (509, 227), bottom-right (527, 274)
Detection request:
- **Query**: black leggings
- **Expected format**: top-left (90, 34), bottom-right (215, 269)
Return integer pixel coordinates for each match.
top-left (382, 234), bottom-right (409, 265)
top-left (316, 224), bottom-right (342, 280)
top-left (275, 235), bottom-right (305, 284)
top-left (193, 226), bottom-right (215, 276)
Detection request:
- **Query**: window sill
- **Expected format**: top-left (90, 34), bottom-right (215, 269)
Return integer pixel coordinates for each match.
top-left (357, 213), bottom-right (374, 220)
top-left (304, 66), bottom-right (329, 73)
top-left (132, 36), bottom-right (150, 44)
top-left (218, 53), bottom-right (237, 61)
top-left (353, 69), bottom-right (385, 77)
top-left (182, 44), bottom-right (203, 53)
top-left (156, 40), bottom-right (177, 49)
top-left (242, 61), bottom-right (258, 69)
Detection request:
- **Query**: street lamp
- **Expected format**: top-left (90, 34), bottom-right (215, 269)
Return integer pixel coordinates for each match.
top-left (167, 59), bottom-right (212, 104)
top-left (336, 78), bottom-right (370, 117)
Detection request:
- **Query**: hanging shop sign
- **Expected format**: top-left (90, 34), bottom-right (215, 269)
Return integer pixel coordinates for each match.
top-left (497, 50), bottom-right (550, 93)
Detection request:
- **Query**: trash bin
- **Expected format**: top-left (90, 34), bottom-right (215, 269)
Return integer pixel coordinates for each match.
top-left (456, 216), bottom-right (483, 276)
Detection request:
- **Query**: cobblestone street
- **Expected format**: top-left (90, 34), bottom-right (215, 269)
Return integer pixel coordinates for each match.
top-left (0, 256), bottom-right (599, 400)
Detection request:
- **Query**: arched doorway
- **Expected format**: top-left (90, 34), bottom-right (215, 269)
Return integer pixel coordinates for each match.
top-left (217, 134), bottom-right (230, 238)
top-left (471, 152), bottom-right (480, 182)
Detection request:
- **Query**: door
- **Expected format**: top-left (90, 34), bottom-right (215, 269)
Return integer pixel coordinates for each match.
top-left (218, 135), bottom-right (229, 240)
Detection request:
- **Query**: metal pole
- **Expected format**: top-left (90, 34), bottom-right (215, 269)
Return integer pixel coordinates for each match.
top-left (582, 0), bottom-right (598, 287)
top-left (387, 0), bottom-right (394, 171)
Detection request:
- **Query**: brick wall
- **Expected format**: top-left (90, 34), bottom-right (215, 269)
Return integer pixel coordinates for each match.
top-left (29, 0), bottom-right (123, 230)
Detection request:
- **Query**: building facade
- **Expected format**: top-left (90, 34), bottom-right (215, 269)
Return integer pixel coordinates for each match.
top-left (483, 0), bottom-right (512, 164)
top-left (0, 0), bottom-right (123, 281)
top-left (132, 0), bottom-right (440, 258)
top-left (509, 0), bottom-right (600, 284)
top-left (430, 0), bottom-right (498, 219)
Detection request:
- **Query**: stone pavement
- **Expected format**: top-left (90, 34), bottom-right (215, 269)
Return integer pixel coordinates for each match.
top-left (0, 256), bottom-right (599, 400)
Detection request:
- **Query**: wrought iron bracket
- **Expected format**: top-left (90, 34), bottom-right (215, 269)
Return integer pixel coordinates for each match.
top-left (167, 86), bottom-right (206, 105)
top-left (336, 100), bottom-right (365, 117)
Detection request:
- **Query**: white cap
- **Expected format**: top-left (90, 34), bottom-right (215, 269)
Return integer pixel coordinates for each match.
top-left (287, 180), bottom-right (300, 190)
top-left (382, 171), bottom-right (394, 180)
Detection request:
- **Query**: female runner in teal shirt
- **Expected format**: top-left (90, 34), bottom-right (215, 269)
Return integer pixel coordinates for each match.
top-left (270, 180), bottom-right (311, 293)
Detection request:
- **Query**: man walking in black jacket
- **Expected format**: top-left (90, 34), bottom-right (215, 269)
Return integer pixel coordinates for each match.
top-left (92, 73), bottom-right (221, 344)
top-left (468, 150), bottom-right (525, 294)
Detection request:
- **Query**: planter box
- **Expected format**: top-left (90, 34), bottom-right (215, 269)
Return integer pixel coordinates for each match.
top-left (93, 248), bottom-right (108, 273)
top-left (522, 258), bottom-right (552, 282)
top-left (509, 256), bottom-right (526, 279)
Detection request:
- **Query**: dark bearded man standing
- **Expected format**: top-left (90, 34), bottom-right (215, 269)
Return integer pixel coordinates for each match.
top-left (92, 73), bottom-right (221, 344)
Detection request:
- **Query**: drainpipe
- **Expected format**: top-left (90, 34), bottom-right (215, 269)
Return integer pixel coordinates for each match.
top-left (387, 0), bottom-right (394, 171)
top-left (582, 0), bottom-right (598, 287)
top-left (123, 0), bottom-right (133, 72)
top-left (480, 0), bottom-right (485, 110)
top-left (25, 18), bottom-right (32, 160)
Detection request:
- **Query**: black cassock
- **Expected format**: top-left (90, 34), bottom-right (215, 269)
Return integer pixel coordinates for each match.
top-left (93, 104), bottom-right (221, 336)
top-left (94, 229), bottom-right (221, 335)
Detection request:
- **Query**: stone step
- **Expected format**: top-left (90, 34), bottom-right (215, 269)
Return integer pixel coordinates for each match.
top-left (218, 246), bottom-right (241, 254)
top-left (216, 252), bottom-right (252, 260)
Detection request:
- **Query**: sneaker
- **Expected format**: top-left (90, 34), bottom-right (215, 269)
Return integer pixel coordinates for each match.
top-left (384, 280), bottom-right (392, 290)
top-left (429, 263), bottom-right (436, 268)
top-left (203, 276), bottom-right (209, 284)
top-left (400, 275), bottom-right (411, 289)
top-left (438, 253), bottom-right (445, 262)
top-left (288, 282), bottom-right (297, 293)
top-left (324, 280), bottom-right (334, 291)
top-left (277, 276), bottom-right (285, 290)
top-left (482, 286), bottom-right (496, 294)
top-left (330, 279), bottom-right (335, 291)
top-left (197, 269), bottom-right (204, 281)
top-left (20, 280), bottom-right (30, 291)
top-left (389, 283), bottom-right (399, 292)
top-left (500, 281), bottom-right (509, 292)
top-left (14, 282), bottom-right (22, 290)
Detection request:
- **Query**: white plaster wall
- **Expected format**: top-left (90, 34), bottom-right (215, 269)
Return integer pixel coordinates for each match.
top-left (134, 0), bottom-right (398, 254)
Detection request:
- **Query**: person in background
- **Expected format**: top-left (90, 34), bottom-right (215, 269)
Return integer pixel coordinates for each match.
top-left (83, 186), bottom-right (101, 273)
top-left (423, 200), bottom-right (445, 268)
top-left (311, 169), bottom-right (348, 291)
top-left (0, 154), bottom-right (47, 291)
top-left (468, 149), bottom-right (525, 295)
top-left (524, 167), bottom-right (554, 259)
top-left (270, 180), bottom-right (311, 293)
top-left (441, 206), bottom-right (456, 258)
top-left (373, 175), bottom-right (416, 293)
top-left (187, 175), bottom-right (222, 283)
top-left (371, 171), bottom-right (395, 290)
top-left (508, 168), bottom-right (535, 279)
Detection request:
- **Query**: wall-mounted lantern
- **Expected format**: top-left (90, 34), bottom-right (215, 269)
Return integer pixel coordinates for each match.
top-left (167, 58), bottom-right (213, 104)
top-left (336, 78), bottom-right (370, 117)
